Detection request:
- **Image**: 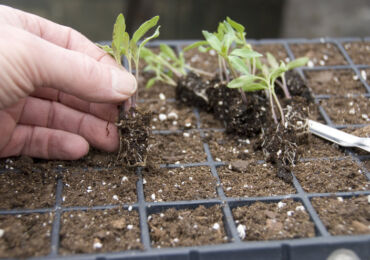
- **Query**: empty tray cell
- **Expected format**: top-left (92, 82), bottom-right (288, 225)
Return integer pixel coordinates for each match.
top-left (232, 200), bottom-right (315, 241)
top-left (138, 78), bottom-right (176, 100)
top-left (304, 69), bottom-right (367, 96)
top-left (319, 96), bottom-right (369, 125)
top-left (183, 46), bottom-right (219, 73)
top-left (62, 168), bottom-right (137, 207)
top-left (343, 41), bottom-right (370, 65)
top-left (343, 126), bottom-right (370, 156)
top-left (311, 196), bottom-right (370, 235)
top-left (218, 162), bottom-right (296, 197)
top-left (148, 205), bottom-right (227, 248)
top-left (290, 43), bottom-right (347, 66)
top-left (149, 132), bottom-right (206, 164)
top-left (205, 131), bottom-right (262, 162)
top-left (199, 111), bottom-right (224, 129)
top-left (0, 167), bottom-right (57, 210)
top-left (298, 135), bottom-right (345, 159)
top-left (143, 166), bottom-right (217, 202)
top-left (59, 208), bottom-right (142, 254)
top-left (294, 158), bottom-right (369, 193)
top-left (0, 213), bottom-right (53, 258)
top-left (253, 44), bottom-right (289, 63)
top-left (145, 100), bottom-right (196, 130)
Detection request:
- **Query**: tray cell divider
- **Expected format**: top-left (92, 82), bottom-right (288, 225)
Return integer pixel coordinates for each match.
top-left (49, 178), bottom-right (63, 256)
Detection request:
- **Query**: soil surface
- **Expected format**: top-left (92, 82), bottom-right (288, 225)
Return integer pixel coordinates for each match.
top-left (253, 44), bottom-right (289, 63)
top-left (138, 73), bottom-right (176, 100)
top-left (183, 47), bottom-right (219, 73)
top-left (0, 213), bottom-right (53, 258)
top-left (297, 136), bottom-right (345, 159)
top-left (343, 41), bottom-right (370, 65)
top-left (218, 162), bottom-right (296, 197)
top-left (199, 111), bottom-right (224, 129)
top-left (148, 205), bottom-right (227, 248)
top-left (149, 132), bottom-right (206, 164)
top-left (0, 162), bottom-right (57, 209)
top-left (61, 167), bottom-right (137, 207)
top-left (232, 200), bottom-right (315, 241)
top-left (143, 166), bottom-right (217, 202)
top-left (290, 43), bottom-right (347, 66)
top-left (145, 100), bottom-right (197, 131)
top-left (293, 158), bottom-right (369, 193)
top-left (305, 69), bottom-right (367, 96)
top-left (311, 196), bottom-right (370, 235)
top-left (60, 208), bottom-right (142, 254)
top-left (319, 95), bottom-right (369, 125)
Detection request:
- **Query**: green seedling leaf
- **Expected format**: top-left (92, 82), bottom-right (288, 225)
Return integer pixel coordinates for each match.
top-left (146, 77), bottom-right (157, 89)
top-left (287, 57), bottom-right (309, 70)
top-left (266, 52), bottom-right (279, 69)
top-left (183, 41), bottom-right (208, 51)
top-left (230, 48), bottom-right (262, 59)
top-left (227, 75), bottom-right (258, 89)
top-left (131, 15), bottom-right (159, 45)
top-left (202, 30), bottom-right (222, 53)
top-left (198, 45), bottom-right (212, 53)
top-left (229, 56), bottom-right (250, 75)
top-left (270, 63), bottom-right (288, 84)
top-left (221, 30), bottom-right (235, 56)
top-left (160, 44), bottom-right (177, 60)
top-left (138, 26), bottom-right (160, 52)
top-left (112, 13), bottom-right (126, 64)
top-left (96, 43), bottom-right (114, 55)
top-left (242, 83), bottom-right (267, 92)
top-left (226, 17), bottom-right (245, 33)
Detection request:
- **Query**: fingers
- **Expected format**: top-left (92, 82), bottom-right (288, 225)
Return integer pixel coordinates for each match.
top-left (0, 125), bottom-right (89, 160)
top-left (16, 96), bottom-right (119, 152)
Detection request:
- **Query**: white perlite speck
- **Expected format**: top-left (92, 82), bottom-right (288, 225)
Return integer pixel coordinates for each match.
top-left (277, 201), bottom-right (286, 208)
top-left (183, 132), bottom-right (190, 138)
top-left (168, 112), bottom-right (178, 120)
top-left (307, 60), bottom-right (314, 68)
top-left (121, 176), bottom-right (128, 182)
top-left (295, 205), bottom-right (305, 211)
top-left (112, 195), bottom-right (119, 201)
top-left (361, 70), bottom-right (367, 80)
top-left (159, 113), bottom-right (167, 121)
top-left (127, 224), bottom-right (133, 230)
top-left (367, 195), bottom-right (370, 204)
top-left (151, 193), bottom-right (156, 201)
top-left (159, 93), bottom-right (166, 100)
top-left (0, 229), bottom-right (4, 238)
top-left (143, 178), bottom-right (147, 184)
top-left (209, 49), bottom-right (216, 56)
top-left (173, 238), bottom-right (179, 243)
top-left (237, 224), bottom-right (246, 239)
top-left (93, 241), bottom-right (103, 249)
top-left (128, 205), bottom-right (133, 211)
top-left (337, 197), bottom-right (344, 202)
top-left (212, 223), bottom-right (220, 230)
top-left (287, 210), bottom-right (294, 217)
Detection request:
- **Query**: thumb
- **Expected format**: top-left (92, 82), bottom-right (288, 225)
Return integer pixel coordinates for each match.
top-left (0, 26), bottom-right (136, 109)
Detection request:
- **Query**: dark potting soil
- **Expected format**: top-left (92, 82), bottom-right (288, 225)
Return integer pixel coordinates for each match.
top-left (143, 166), bottom-right (217, 202)
top-left (148, 205), bottom-right (227, 248)
top-left (116, 108), bottom-right (152, 167)
top-left (232, 200), bottom-right (315, 241)
top-left (297, 135), bottom-right (345, 159)
top-left (343, 41), bottom-right (370, 65)
top-left (311, 196), bottom-right (370, 235)
top-left (0, 163), bottom-right (57, 210)
top-left (61, 167), bottom-right (137, 207)
top-left (149, 132), bottom-right (207, 164)
top-left (218, 162), bottom-right (296, 198)
top-left (304, 69), bottom-right (367, 96)
top-left (293, 158), bottom-right (369, 193)
top-left (290, 43), bottom-right (347, 66)
top-left (0, 213), bottom-right (53, 258)
top-left (199, 111), bottom-right (224, 129)
top-left (319, 95), bottom-right (369, 125)
top-left (145, 100), bottom-right (197, 131)
top-left (59, 208), bottom-right (142, 254)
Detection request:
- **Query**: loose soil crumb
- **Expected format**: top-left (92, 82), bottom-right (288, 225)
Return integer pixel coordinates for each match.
top-left (294, 158), bottom-right (369, 193)
top-left (59, 208), bottom-right (142, 254)
top-left (61, 168), bottom-right (137, 207)
top-left (218, 162), bottom-right (296, 197)
top-left (143, 166), bottom-right (217, 202)
top-left (232, 200), bottom-right (315, 241)
top-left (305, 69), bottom-right (367, 96)
top-left (0, 166), bottom-right (57, 209)
top-left (149, 132), bottom-right (206, 164)
top-left (319, 96), bottom-right (369, 125)
top-left (311, 196), bottom-right (370, 235)
top-left (343, 41), bottom-right (370, 65)
top-left (145, 100), bottom-right (197, 130)
top-left (149, 205), bottom-right (227, 248)
top-left (0, 213), bottom-right (53, 258)
top-left (290, 43), bottom-right (347, 66)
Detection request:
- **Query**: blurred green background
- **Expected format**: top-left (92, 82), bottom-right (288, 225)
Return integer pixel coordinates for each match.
top-left (1, 0), bottom-right (369, 41)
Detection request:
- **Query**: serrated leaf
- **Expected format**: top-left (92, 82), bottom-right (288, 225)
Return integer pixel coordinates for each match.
top-left (266, 52), bottom-right (279, 69)
top-left (227, 75), bottom-right (257, 89)
top-left (183, 41), bottom-right (208, 51)
top-left (160, 44), bottom-right (177, 60)
top-left (226, 17), bottom-right (245, 33)
top-left (229, 56), bottom-right (250, 75)
top-left (202, 30), bottom-right (221, 53)
top-left (131, 16), bottom-right (159, 45)
top-left (287, 57), bottom-right (309, 70)
top-left (138, 25), bottom-right (160, 50)
top-left (230, 48), bottom-right (262, 59)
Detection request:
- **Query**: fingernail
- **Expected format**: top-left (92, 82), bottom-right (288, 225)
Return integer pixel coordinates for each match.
top-left (111, 69), bottom-right (137, 96)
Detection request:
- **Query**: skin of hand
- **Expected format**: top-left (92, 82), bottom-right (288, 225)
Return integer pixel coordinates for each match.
top-left (0, 5), bottom-right (137, 160)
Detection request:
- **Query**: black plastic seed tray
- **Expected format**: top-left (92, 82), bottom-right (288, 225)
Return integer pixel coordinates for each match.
top-left (0, 37), bottom-right (369, 260)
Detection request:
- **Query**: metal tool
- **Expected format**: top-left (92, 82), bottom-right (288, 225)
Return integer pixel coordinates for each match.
top-left (308, 119), bottom-right (370, 153)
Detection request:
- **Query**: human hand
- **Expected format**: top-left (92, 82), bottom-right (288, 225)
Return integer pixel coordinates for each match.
top-left (0, 5), bottom-right (136, 160)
